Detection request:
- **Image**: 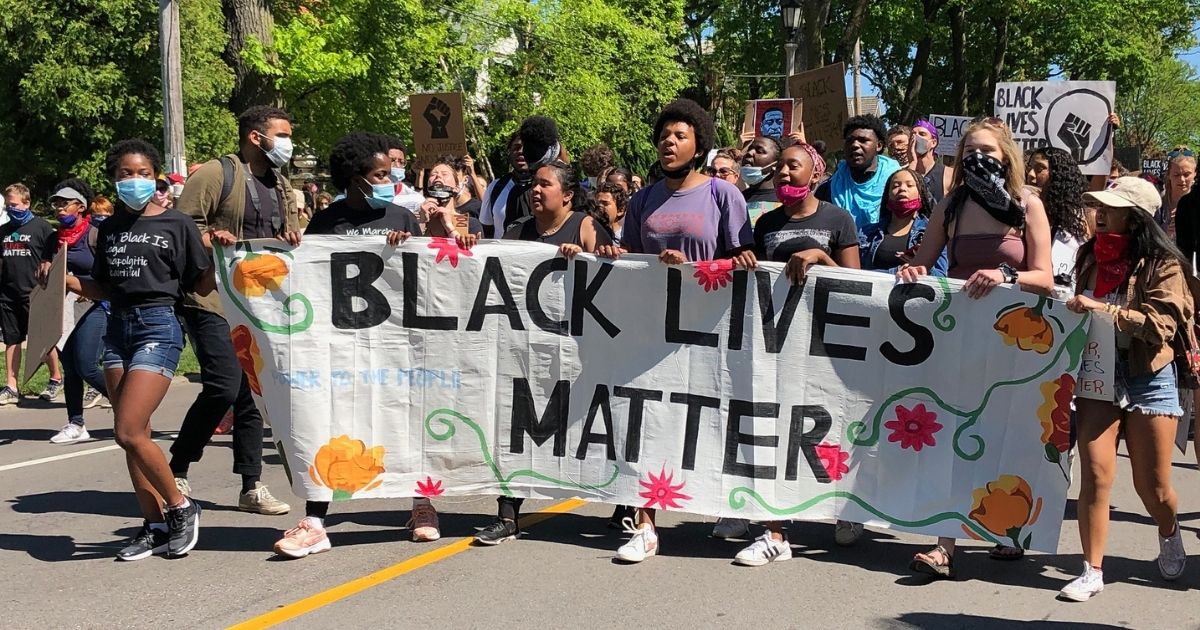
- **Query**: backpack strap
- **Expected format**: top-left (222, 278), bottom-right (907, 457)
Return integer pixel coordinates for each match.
top-left (218, 155), bottom-right (236, 208)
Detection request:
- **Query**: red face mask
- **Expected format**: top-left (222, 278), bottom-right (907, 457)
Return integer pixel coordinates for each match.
top-left (1093, 232), bottom-right (1132, 298)
top-left (887, 197), bottom-right (922, 218)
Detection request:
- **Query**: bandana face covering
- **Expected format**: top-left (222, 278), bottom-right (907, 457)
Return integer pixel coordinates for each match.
top-left (1093, 232), bottom-right (1132, 298)
top-left (960, 151), bottom-right (1026, 228)
top-left (887, 197), bottom-right (923, 218)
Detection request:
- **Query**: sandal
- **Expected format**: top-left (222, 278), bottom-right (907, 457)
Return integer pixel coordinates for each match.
top-left (910, 545), bottom-right (956, 579)
top-left (988, 544), bottom-right (1024, 561)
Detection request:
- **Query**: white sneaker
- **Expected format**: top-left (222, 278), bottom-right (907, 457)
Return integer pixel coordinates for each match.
top-left (1059, 562), bottom-right (1104, 601)
top-left (50, 423), bottom-right (89, 444)
top-left (1158, 523), bottom-right (1187, 581)
top-left (834, 520), bottom-right (865, 546)
top-left (734, 533), bottom-right (792, 567)
top-left (615, 518), bottom-right (658, 563)
top-left (712, 517), bottom-right (750, 539)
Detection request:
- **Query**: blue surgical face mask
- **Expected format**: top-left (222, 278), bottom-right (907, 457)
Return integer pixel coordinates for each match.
top-left (362, 178), bottom-right (395, 210)
top-left (390, 167), bottom-right (406, 183)
top-left (740, 164), bottom-right (773, 186)
top-left (259, 134), bottom-right (293, 168)
top-left (6, 205), bottom-right (31, 224)
top-left (116, 177), bottom-right (157, 212)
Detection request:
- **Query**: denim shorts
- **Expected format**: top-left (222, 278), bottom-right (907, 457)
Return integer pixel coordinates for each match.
top-left (103, 306), bottom-right (184, 379)
top-left (1114, 357), bottom-right (1185, 418)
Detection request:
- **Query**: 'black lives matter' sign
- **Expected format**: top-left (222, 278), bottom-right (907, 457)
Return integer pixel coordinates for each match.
top-left (994, 81), bottom-right (1116, 176)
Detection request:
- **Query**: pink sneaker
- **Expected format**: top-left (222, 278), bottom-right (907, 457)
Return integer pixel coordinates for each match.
top-left (273, 518), bottom-right (332, 558)
top-left (408, 503), bottom-right (441, 542)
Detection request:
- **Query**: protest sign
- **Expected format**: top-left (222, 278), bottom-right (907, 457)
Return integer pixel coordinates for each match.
top-left (1142, 158), bottom-right (1167, 180)
top-left (409, 92), bottom-right (467, 167)
top-left (1074, 314), bottom-right (1113, 402)
top-left (928, 114), bottom-right (971, 157)
top-left (788, 63), bottom-right (848, 150)
top-left (23, 247), bottom-right (65, 385)
top-left (218, 238), bottom-right (1086, 552)
top-left (994, 81), bottom-right (1116, 175)
top-left (742, 99), bottom-right (802, 140)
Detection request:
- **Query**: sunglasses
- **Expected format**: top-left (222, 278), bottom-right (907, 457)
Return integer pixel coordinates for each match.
top-left (706, 167), bottom-right (736, 177)
top-left (1169, 149), bottom-right (1195, 159)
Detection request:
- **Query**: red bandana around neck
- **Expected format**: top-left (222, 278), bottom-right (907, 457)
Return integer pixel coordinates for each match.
top-left (1093, 232), bottom-right (1132, 298)
top-left (57, 214), bottom-right (91, 249)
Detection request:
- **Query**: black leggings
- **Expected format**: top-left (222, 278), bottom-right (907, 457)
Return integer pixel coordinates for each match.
top-left (498, 497), bottom-right (523, 521)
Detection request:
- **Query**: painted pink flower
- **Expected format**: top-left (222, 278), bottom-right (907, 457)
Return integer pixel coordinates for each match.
top-left (428, 237), bottom-right (473, 268)
top-left (415, 476), bottom-right (444, 498)
top-left (883, 403), bottom-right (943, 452)
top-left (693, 259), bottom-right (734, 292)
top-left (638, 465), bottom-right (692, 510)
top-left (815, 442), bottom-right (850, 481)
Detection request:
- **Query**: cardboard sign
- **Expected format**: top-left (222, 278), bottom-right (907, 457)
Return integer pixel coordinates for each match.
top-left (994, 81), bottom-right (1117, 175)
top-left (742, 99), bottom-right (802, 140)
top-left (1074, 314), bottom-right (1114, 401)
top-left (23, 247), bottom-right (65, 385)
top-left (788, 63), bottom-right (849, 150)
top-left (217, 239), bottom-right (1086, 552)
top-left (928, 114), bottom-right (972, 157)
top-left (408, 92), bottom-right (467, 167)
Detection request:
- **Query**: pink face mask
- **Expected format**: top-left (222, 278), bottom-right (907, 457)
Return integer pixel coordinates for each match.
top-left (887, 197), bottom-right (922, 217)
top-left (775, 184), bottom-right (811, 206)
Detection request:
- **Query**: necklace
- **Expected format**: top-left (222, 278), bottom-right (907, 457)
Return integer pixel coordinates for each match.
top-left (537, 212), bottom-right (572, 237)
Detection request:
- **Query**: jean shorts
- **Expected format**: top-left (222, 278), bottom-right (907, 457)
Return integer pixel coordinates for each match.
top-left (1114, 357), bottom-right (1185, 418)
top-left (103, 306), bottom-right (184, 379)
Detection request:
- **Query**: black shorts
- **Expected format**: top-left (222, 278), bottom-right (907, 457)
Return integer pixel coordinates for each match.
top-left (0, 299), bottom-right (30, 346)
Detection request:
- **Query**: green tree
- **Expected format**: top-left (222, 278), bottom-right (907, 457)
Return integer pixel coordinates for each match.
top-left (1117, 57), bottom-right (1200, 156)
top-left (0, 0), bottom-right (234, 196)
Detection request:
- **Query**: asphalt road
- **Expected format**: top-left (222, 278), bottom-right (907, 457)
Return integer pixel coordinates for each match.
top-left (1, 381), bottom-right (1198, 629)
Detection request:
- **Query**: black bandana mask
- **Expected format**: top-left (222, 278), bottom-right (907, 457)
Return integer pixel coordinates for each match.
top-left (960, 150), bottom-right (1025, 228)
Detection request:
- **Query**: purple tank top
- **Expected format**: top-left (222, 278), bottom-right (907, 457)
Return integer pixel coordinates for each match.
top-left (948, 233), bottom-right (1026, 281)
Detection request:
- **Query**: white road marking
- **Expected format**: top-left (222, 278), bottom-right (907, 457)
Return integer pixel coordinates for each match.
top-left (0, 434), bottom-right (178, 472)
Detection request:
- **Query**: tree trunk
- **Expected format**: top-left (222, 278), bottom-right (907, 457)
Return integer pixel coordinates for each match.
top-left (798, 0), bottom-right (830, 70)
top-left (949, 2), bottom-right (967, 114)
top-left (836, 0), bottom-right (869, 65)
top-left (223, 0), bottom-right (279, 112)
top-left (899, 0), bottom-right (944, 123)
top-left (984, 14), bottom-right (1009, 114)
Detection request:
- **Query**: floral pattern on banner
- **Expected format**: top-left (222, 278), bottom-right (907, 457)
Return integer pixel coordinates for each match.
top-left (428, 237), bottom-right (473, 268)
top-left (883, 403), bottom-right (943, 452)
top-left (415, 476), bottom-right (444, 498)
top-left (308, 435), bottom-right (385, 501)
top-left (693, 259), bottom-right (734, 292)
top-left (815, 442), bottom-right (850, 481)
top-left (230, 325), bottom-right (264, 396)
top-left (233, 252), bottom-right (289, 297)
top-left (965, 474), bottom-right (1043, 549)
top-left (994, 297), bottom-right (1061, 355)
top-left (1038, 373), bottom-right (1074, 480)
top-left (638, 466), bottom-right (692, 510)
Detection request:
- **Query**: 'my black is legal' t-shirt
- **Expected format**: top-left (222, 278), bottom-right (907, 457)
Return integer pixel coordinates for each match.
top-left (0, 217), bottom-right (55, 302)
top-left (94, 209), bottom-right (211, 311)
top-left (304, 200), bottom-right (422, 236)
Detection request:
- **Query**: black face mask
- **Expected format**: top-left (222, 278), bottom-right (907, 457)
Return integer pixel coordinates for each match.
top-left (661, 163), bottom-right (694, 180)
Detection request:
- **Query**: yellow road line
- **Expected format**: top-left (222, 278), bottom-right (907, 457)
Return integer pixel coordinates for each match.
top-left (228, 498), bottom-right (588, 630)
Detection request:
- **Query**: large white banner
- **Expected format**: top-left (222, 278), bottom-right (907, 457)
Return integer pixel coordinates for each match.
top-left (994, 80), bottom-right (1117, 175)
top-left (218, 238), bottom-right (1088, 552)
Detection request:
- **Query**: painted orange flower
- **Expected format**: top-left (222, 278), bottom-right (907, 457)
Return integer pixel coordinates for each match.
top-left (993, 304), bottom-right (1054, 354)
top-left (1038, 373), bottom-right (1074, 459)
top-left (230, 325), bottom-right (264, 396)
top-left (308, 435), bottom-right (386, 500)
top-left (233, 252), bottom-right (289, 297)
top-left (968, 474), bottom-right (1043, 548)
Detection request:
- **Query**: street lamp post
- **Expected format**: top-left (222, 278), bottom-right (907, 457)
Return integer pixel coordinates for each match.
top-left (781, 0), bottom-right (802, 98)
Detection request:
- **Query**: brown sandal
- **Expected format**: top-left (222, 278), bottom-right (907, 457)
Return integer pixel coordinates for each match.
top-left (910, 545), bottom-right (956, 579)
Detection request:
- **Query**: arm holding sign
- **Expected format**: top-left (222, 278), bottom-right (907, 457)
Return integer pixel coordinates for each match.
top-left (1007, 192), bottom-right (1055, 297)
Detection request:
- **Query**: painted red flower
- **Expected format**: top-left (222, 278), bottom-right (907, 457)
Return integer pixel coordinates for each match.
top-left (415, 476), bottom-right (444, 498)
top-left (883, 403), bottom-right (943, 452)
top-left (638, 465), bottom-right (692, 510)
top-left (815, 442), bottom-right (850, 481)
top-left (427, 237), bottom-right (473, 268)
top-left (693, 259), bottom-right (734, 292)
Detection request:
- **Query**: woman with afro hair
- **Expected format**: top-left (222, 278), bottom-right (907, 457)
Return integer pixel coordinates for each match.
top-left (597, 97), bottom-right (756, 564)
top-left (1026, 146), bottom-right (1090, 300)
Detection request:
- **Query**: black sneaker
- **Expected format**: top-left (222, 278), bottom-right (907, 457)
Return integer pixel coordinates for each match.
top-left (474, 519), bottom-right (519, 545)
top-left (117, 522), bottom-right (169, 561)
top-left (165, 498), bottom-right (201, 557)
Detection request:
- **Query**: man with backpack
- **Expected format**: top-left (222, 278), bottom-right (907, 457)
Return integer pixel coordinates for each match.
top-left (171, 105), bottom-right (300, 515)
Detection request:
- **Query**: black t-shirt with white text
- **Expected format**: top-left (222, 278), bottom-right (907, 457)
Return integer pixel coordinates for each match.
top-left (0, 217), bottom-right (56, 302)
top-left (303, 199), bottom-right (422, 236)
top-left (93, 209), bottom-right (211, 311)
top-left (753, 201), bottom-right (858, 262)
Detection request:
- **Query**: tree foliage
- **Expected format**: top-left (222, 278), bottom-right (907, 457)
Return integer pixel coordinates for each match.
top-left (1117, 57), bottom-right (1200, 156)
